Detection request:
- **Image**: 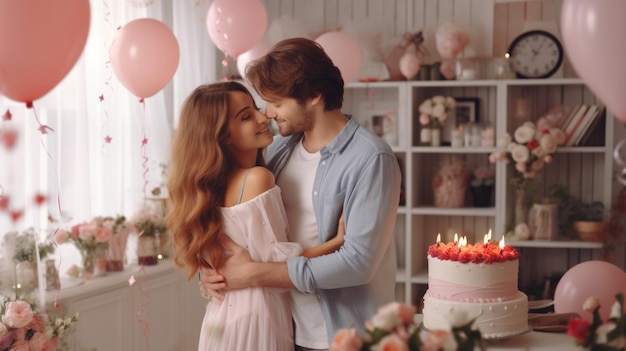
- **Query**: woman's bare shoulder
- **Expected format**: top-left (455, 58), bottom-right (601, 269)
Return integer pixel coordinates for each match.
top-left (240, 166), bottom-right (275, 202)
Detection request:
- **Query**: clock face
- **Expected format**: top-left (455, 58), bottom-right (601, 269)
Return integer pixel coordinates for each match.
top-left (508, 30), bottom-right (564, 79)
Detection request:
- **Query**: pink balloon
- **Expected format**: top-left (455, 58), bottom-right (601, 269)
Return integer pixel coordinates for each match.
top-left (236, 42), bottom-right (271, 80)
top-left (110, 19), bottom-right (180, 99)
top-left (561, 0), bottom-right (626, 122)
top-left (554, 260), bottom-right (626, 321)
top-left (0, 0), bottom-right (90, 105)
top-left (315, 31), bottom-right (362, 84)
top-left (206, 0), bottom-right (268, 58)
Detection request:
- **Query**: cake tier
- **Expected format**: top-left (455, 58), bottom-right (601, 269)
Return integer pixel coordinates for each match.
top-left (422, 291), bottom-right (529, 339)
top-left (427, 255), bottom-right (519, 302)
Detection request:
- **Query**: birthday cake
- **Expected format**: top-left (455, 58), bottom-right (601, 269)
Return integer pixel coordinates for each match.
top-left (422, 236), bottom-right (528, 339)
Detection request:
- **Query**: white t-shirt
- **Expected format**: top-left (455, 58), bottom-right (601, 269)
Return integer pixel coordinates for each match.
top-left (276, 138), bottom-right (328, 349)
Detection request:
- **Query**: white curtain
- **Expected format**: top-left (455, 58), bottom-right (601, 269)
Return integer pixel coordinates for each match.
top-left (0, 0), bottom-right (216, 243)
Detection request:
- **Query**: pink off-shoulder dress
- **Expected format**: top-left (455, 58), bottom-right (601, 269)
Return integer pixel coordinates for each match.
top-left (198, 186), bottom-right (302, 351)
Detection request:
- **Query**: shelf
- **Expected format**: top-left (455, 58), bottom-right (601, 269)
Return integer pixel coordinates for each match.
top-left (411, 270), bottom-right (428, 284)
top-left (557, 147), bottom-right (606, 153)
top-left (410, 146), bottom-right (496, 154)
top-left (410, 207), bottom-right (496, 216)
top-left (507, 240), bottom-right (603, 249)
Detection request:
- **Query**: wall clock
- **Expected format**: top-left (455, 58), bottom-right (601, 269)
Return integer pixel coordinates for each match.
top-left (507, 30), bottom-right (564, 79)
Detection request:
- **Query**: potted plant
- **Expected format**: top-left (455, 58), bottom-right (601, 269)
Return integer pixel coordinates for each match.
top-left (569, 200), bottom-right (607, 242)
top-left (548, 184), bottom-right (608, 242)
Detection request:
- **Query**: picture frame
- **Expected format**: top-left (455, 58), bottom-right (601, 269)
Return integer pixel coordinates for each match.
top-left (357, 101), bottom-right (398, 147)
top-left (442, 97), bottom-right (480, 144)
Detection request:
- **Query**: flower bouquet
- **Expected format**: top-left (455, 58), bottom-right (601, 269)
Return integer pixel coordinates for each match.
top-left (567, 293), bottom-right (625, 351)
top-left (0, 296), bottom-right (78, 351)
top-left (418, 96), bottom-right (456, 146)
top-left (489, 121), bottom-right (565, 236)
top-left (330, 302), bottom-right (483, 351)
top-left (55, 217), bottom-right (118, 279)
top-left (130, 205), bottom-right (168, 265)
top-left (4, 228), bottom-right (55, 293)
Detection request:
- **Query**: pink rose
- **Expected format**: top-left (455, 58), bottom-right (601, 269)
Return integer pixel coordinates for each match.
top-left (422, 330), bottom-right (457, 351)
top-left (367, 302), bottom-right (410, 332)
top-left (53, 229), bottom-right (70, 244)
top-left (26, 332), bottom-right (48, 350)
top-left (330, 328), bottom-right (362, 351)
top-left (419, 113), bottom-right (431, 125)
top-left (513, 125), bottom-right (534, 144)
top-left (1, 301), bottom-right (33, 329)
top-left (9, 339), bottom-right (29, 351)
top-left (511, 145), bottom-right (530, 163)
top-left (0, 323), bottom-right (7, 336)
top-left (539, 134), bottom-right (557, 154)
top-left (376, 334), bottom-right (409, 351)
top-left (515, 162), bottom-right (527, 173)
top-left (95, 227), bottom-right (112, 243)
top-left (396, 302), bottom-right (417, 324)
top-left (548, 127), bottom-right (566, 145)
top-left (78, 223), bottom-right (96, 240)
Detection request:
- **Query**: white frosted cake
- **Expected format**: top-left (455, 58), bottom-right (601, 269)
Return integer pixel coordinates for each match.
top-left (422, 240), bottom-right (528, 339)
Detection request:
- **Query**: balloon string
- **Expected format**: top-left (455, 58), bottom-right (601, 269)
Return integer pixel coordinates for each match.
top-left (100, 0), bottom-right (114, 149)
top-left (31, 105), bottom-right (64, 312)
top-left (140, 99), bottom-right (149, 200)
top-left (134, 267), bottom-right (151, 350)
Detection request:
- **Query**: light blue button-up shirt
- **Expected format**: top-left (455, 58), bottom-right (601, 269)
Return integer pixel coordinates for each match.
top-left (266, 117), bottom-right (401, 341)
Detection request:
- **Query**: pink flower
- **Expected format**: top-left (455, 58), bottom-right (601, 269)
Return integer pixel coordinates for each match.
top-left (1, 301), bottom-right (33, 329)
top-left (539, 133), bottom-right (557, 153)
top-left (422, 330), bottom-right (457, 351)
top-left (27, 313), bottom-right (46, 333)
top-left (329, 328), bottom-right (362, 351)
top-left (8, 339), bottom-right (29, 351)
top-left (26, 332), bottom-right (48, 350)
top-left (548, 127), bottom-right (566, 145)
top-left (376, 333), bottom-right (409, 351)
top-left (95, 227), bottom-right (112, 243)
top-left (53, 229), bottom-right (70, 244)
top-left (515, 162), bottom-right (527, 173)
top-left (366, 302), bottom-right (416, 332)
top-left (78, 222), bottom-right (96, 240)
top-left (419, 113), bottom-right (431, 125)
top-left (583, 296), bottom-right (600, 313)
top-left (511, 145), bottom-right (530, 163)
top-left (513, 125), bottom-right (535, 144)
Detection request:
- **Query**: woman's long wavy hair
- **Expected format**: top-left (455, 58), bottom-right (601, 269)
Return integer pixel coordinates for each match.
top-left (166, 81), bottom-right (262, 280)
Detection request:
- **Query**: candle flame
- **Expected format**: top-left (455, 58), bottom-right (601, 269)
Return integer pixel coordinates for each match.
top-left (454, 233), bottom-right (459, 243)
top-left (436, 233), bottom-right (441, 243)
top-left (499, 236), bottom-right (505, 250)
top-left (459, 236), bottom-right (467, 247)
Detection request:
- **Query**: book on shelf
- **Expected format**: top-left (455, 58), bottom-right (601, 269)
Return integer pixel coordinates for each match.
top-left (567, 104), bottom-right (600, 146)
top-left (559, 104), bottom-right (582, 130)
top-left (562, 105), bottom-right (589, 144)
top-left (577, 106), bottom-right (606, 146)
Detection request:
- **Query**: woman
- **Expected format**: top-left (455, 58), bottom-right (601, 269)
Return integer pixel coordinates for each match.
top-left (166, 81), bottom-right (344, 351)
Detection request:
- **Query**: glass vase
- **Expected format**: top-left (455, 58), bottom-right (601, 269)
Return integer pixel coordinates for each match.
top-left (137, 235), bottom-right (158, 266)
top-left (82, 245), bottom-right (108, 278)
top-left (107, 232), bottom-right (129, 272)
top-left (514, 188), bottom-right (530, 225)
top-left (431, 127), bottom-right (442, 146)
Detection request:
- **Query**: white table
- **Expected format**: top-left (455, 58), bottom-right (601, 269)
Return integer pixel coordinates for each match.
top-left (414, 315), bottom-right (584, 351)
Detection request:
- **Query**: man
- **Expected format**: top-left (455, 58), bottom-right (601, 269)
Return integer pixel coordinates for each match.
top-left (203, 37), bottom-right (401, 350)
